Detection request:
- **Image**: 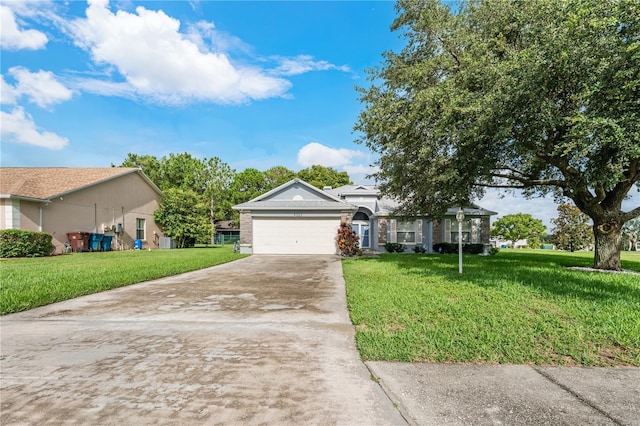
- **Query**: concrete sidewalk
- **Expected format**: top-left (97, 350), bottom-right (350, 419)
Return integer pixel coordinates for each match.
top-left (367, 362), bottom-right (640, 426)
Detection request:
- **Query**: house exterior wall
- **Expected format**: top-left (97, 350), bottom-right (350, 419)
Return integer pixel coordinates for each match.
top-left (19, 201), bottom-right (40, 232)
top-left (481, 216), bottom-right (491, 244)
top-left (433, 215), bottom-right (492, 246)
top-left (3, 172), bottom-right (163, 253)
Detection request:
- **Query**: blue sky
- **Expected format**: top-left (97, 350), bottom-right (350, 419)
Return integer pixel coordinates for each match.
top-left (1, 0), bottom-right (637, 229)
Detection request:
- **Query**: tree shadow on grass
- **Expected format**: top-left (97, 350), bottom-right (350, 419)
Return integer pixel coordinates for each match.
top-left (354, 252), bottom-right (640, 303)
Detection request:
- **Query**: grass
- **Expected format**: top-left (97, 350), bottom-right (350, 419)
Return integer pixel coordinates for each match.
top-left (342, 250), bottom-right (640, 366)
top-left (0, 246), bottom-right (245, 315)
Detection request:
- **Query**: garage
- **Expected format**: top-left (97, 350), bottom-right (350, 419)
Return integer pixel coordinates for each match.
top-left (233, 179), bottom-right (357, 255)
top-left (252, 217), bottom-right (341, 255)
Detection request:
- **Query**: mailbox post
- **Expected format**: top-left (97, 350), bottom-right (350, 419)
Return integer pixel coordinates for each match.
top-left (456, 207), bottom-right (465, 274)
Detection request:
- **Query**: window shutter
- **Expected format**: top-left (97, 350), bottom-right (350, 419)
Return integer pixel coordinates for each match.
top-left (416, 219), bottom-right (422, 244)
top-left (444, 219), bottom-right (451, 243)
top-left (389, 219), bottom-right (397, 243)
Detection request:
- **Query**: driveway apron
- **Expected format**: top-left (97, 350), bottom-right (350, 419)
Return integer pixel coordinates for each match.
top-left (0, 255), bottom-right (404, 425)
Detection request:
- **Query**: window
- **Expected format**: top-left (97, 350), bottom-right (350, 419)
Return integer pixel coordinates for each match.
top-left (352, 223), bottom-right (370, 248)
top-left (136, 218), bottom-right (145, 240)
top-left (388, 219), bottom-right (422, 244)
top-left (397, 221), bottom-right (416, 243)
top-left (445, 218), bottom-right (481, 243)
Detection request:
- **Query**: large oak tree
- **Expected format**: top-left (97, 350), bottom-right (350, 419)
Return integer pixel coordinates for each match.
top-left (356, 0), bottom-right (639, 270)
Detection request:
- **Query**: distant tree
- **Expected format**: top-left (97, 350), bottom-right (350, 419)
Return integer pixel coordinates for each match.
top-left (115, 153), bottom-right (162, 187)
top-left (623, 218), bottom-right (640, 251)
top-left (550, 203), bottom-right (594, 252)
top-left (203, 157), bottom-right (236, 232)
top-left (297, 165), bottom-right (351, 189)
top-left (154, 188), bottom-right (209, 248)
top-left (491, 213), bottom-right (547, 248)
top-left (159, 152), bottom-right (208, 193)
top-left (264, 166), bottom-right (296, 190)
top-left (230, 168), bottom-right (268, 205)
top-left (115, 152), bottom-right (208, 192)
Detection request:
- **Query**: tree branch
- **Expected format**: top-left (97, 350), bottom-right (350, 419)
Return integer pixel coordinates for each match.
top-left (489, 172), bottom-right (566, 187)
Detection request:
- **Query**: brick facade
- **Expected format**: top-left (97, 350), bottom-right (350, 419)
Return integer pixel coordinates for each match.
top-left (341, 211), bottom-right (353, 224)
top-left (377, 217), bottom-right (387, 244)
top-left (239, 211), bottom-right (252, 245)
top-left (432, 220), bottom-right (442, 244)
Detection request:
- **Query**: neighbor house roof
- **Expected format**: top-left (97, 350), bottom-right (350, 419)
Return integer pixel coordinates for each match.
top-left (0, 167), bottom-right (162, 201)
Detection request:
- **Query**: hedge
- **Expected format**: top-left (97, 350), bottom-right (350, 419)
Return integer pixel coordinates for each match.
top-left (433, 242), bottom-right (485, 254)
top-left (0, 229), bottom-right (55, 258)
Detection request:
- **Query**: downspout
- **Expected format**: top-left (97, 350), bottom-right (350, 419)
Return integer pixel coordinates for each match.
top-left (39, 200), bottom-right (51, 231)
top-left (94, 203), bottom-right (98, 233)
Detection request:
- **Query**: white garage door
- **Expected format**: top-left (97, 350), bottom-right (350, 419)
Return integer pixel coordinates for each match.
top-left (252, 217), bottom-right (339, 254)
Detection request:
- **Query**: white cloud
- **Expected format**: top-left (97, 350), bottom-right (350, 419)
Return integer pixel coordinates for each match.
top-left (7, 67), bottom-right (73, 108)
top-left (272, 55), bottom-right (352, 76)
top-left (1, 75), bottom-right (18, 105)
top-left (1, 107), bottom-right (69, 150)
top-left (66, 1), bottom-right (291, 104)
top-left (298, 142), bottom-right (366, 168)
top-left (297, 142), bottom-right (375, 183)
top-left (0, 4), bottom-right (48, 50)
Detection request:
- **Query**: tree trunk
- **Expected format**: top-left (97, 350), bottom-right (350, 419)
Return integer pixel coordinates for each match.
top-left (592, 221), bottom-right (622, 270)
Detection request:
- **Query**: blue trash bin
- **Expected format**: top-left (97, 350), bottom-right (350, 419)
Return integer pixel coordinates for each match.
top-left (134, 239), bottom-right (142, 250)
top-left (101, 235), bottom-right (114, 251)
top-left (89, 233), bottom-right (104, 251)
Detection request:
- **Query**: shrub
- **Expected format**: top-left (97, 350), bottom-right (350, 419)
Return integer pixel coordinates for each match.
top-left (337, 222), bottom-right (360, 256)
top-left (0, 229), bottom-right (55, 258)
top-left (384, 242), bottom-right (405, 253)
top-left (489, 246), bottom-right (500, 255)
top-left (433, 242), bottom-right (485, 254)
top-left (413, 245), bottom-right (427, 253)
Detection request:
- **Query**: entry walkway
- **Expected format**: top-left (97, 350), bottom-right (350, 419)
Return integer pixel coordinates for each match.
top-left (0, 256), bottom-right (404, 425)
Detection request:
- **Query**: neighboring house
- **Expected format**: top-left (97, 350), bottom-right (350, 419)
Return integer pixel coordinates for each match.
top-left (490, 237), bottom-right (530, 249)
top-left (214, 220), bottom-right (240, 244)
top-left (233, 178), bottom-right (497, 255)
top-left (0, 167), bottom-right (163, 253)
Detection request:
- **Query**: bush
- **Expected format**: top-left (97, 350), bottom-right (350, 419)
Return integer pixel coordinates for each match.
top-left (337, 222), bottom-right (360, 256)
top-left (0, 229), bottom-right (55, 258)
top-left (413, 245), bottom-right (427, 253)
top-left (384, 242), bottom-right (405, 253)
top-left (433, 242), bottom-right (485, 254)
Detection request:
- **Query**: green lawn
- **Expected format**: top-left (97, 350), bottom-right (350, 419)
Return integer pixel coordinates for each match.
top-left (342, 250), bottom-right (640, 366)
top-left (0, 246), bottom-right (245, 315)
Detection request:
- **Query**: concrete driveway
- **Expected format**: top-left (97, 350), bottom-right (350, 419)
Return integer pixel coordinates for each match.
top-left (0, 255), bottom-right (405, 425)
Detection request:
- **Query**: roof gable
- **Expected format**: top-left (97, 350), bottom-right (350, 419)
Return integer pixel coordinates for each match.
top-left (251, 179), bottom-right (344, 203)
top-left (233, 179), bottom-right (355, 211)
top-left (0, 167), bottom-right (161, 200)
